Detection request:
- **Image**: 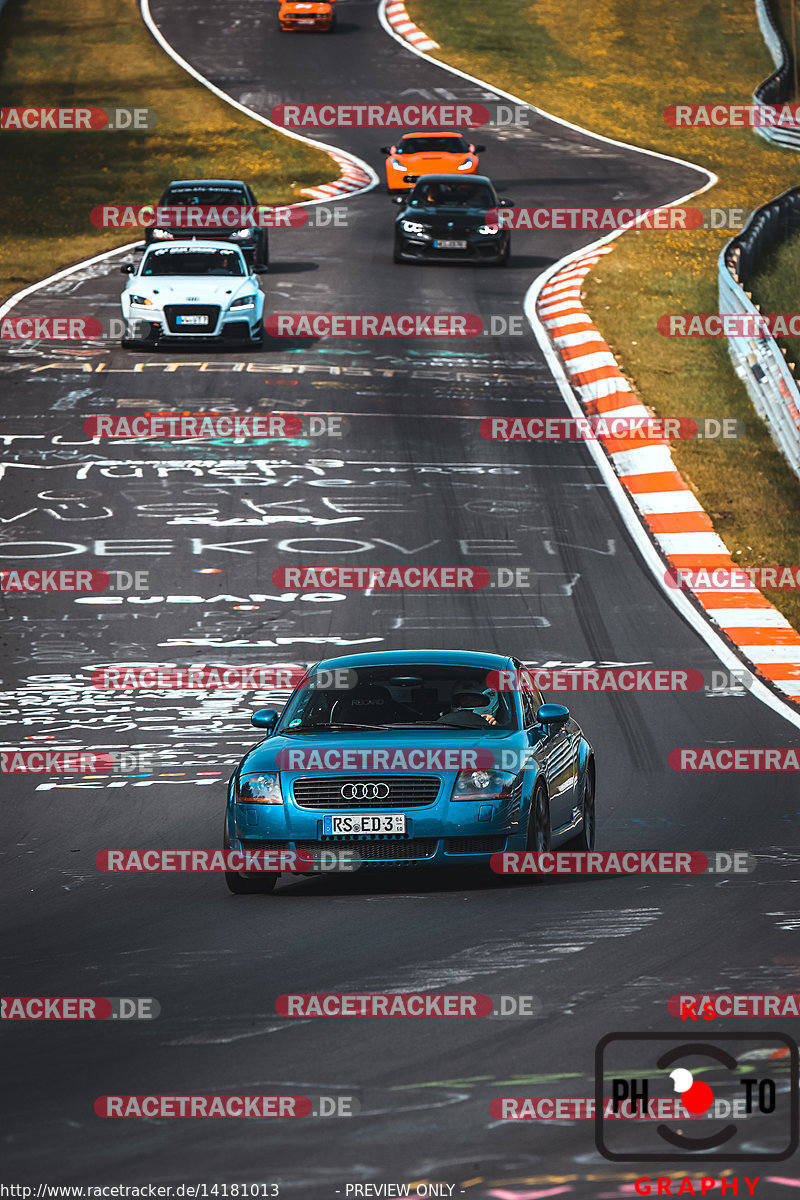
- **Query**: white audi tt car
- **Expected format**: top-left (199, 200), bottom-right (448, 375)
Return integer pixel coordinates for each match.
top-left (120, 241), bottom-right (266, 346)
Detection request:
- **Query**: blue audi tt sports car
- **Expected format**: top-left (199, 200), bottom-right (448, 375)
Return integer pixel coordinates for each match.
top-left (223, 649), bottom-right (595, 893)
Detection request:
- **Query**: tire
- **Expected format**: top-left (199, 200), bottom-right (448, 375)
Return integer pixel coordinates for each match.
top-left (223, 819), bottom-right (278, 894)
top-left (526, 786), bottom-right (551, 852)
top-left (496, 241), bottom-right (510, 267)
top-left (393, 239), bottom-right (407, 264)
top-left (564, 766), bottom-right (596, 851)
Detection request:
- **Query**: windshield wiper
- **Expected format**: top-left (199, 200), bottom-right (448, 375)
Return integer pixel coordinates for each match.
top-left (280, 721), bottom-right (390, 732)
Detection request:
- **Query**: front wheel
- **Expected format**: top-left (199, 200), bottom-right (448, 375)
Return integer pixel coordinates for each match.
top-left (526, 786), bottom-right (551, 852)
top-left (223, 819), bottom-right (278, 894)
top-left (565, 767), bottom-right (595, 851)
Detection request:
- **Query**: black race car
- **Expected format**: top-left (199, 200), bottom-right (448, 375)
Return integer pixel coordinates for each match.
top-left (144, 179), bottom-right (269, 269)
top-left (392, 174), bottom-right (513, 265)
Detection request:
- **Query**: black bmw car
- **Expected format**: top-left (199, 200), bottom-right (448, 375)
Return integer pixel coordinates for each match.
top-left (144, 178), bottom-right (269, 269)
top-left (392, 174), bottom-right (513, 265)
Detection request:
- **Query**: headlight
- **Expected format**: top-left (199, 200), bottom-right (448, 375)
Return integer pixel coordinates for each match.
top-left (477, 224), bottom-right (500, 235)
top-left (231, 228), bottom-right (256, 240)
top-left (151, 228), bottom-right (173, 240)
top-left (401, 220), bottom-right (427, 234)
top-left (238, 772), bottom-right (283, 804)
top-left (457, 158), bottom-right (475, 171)
top-left (451, 769), bottom-right (515, 800)
top-left (128, 294), bottom-right (153, 307)
top-left (390, 158), bottom-right (406, 171)
top-left (229, 296), bottom-right (256, 309)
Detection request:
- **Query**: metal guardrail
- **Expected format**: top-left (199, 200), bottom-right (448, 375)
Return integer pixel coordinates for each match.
top-left (719, 185), bottom-right (800, 481)
top-left (754, 0), bottom-right (800, 148)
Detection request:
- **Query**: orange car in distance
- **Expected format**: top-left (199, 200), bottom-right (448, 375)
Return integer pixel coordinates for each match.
top-left (278, 0), bottom-right (336, 31)
top-left (381, 131), bottom-right (485, 193)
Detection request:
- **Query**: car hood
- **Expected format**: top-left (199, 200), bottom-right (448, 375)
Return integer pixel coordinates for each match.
top-left (239, 727), bottom-right (525, 777)
top-left (126, 276), bottom-right (256, 303)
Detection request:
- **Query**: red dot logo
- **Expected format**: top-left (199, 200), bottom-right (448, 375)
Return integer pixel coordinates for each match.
top-left (670, 1067), bottom-right (715, 1114)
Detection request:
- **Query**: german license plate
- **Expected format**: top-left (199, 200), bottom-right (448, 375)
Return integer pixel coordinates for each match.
top-left (323, 814), bottom-right (406, 835)
top-left (176, 314), bottom-right (208, 326)
top-left (434, 239), bottom-right (467, 249)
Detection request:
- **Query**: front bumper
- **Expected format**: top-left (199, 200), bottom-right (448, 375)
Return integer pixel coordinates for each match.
top-left (228, 770), bottom-right (527, 868)
top-left (395, 232), bottom-right (509, 262)
top-left (122, 302), bottom-right (261, 342)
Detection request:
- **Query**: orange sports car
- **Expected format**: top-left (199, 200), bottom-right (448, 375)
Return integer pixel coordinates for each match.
top-left (278, 0), bottom-right (336, 31)
top-left (381, 130), bottom-right (485, 193)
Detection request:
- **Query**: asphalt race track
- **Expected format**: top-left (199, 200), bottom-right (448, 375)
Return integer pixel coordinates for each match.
top-left (2, 1), bottom-right (800, 1196)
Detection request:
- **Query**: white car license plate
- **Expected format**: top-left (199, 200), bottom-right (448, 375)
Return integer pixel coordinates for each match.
top-left (434, 239), bottom-right (467, 249)
top-left (176, 314), bottom-right (208, 326)
top-left (323, 814), bottom-right (406, 835)
top-left (296, 18), bottom-right (316, 22)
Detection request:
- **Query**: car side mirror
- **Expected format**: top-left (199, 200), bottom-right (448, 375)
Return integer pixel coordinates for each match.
top-left (251, 708), bottom-right (279, 732)
top-left (473, 144), bottom-right (486, 152)
top-left (497, 197), bottom-right (515, 206)
top-left (380, 145), bottom-right (392, 155)
top-left (120, 264), bottom-right (135, 274)
top-left (252, 264), bottom-right (268, 274)
top-left (537, 703), bottom-right (570, 730)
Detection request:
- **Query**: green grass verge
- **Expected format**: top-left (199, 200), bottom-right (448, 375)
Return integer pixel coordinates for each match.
top-left (406, 0), bottom-right (800, 631)
top-left (0, 0), bottom-right (334, 302)
top-left (749, 228), bottom-right (800, 380)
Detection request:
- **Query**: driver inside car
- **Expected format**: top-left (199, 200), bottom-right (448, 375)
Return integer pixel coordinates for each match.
top-left (437, 682), bottom-right (498, 728)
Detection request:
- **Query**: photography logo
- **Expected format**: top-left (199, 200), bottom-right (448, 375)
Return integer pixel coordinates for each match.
top-left (595, 1032), bottom-right (798, 1161)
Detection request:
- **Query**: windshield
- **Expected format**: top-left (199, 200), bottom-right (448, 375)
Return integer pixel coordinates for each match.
top-left (140, 247), bottom-right (246, 277)
top-left (277, 664), bottom-right (517, 732)
top-left (398, 136), bottom-right (469, 154)
top-left (161, 187), bottom-right (249, 207)
top-left (409, 181), bottom-right (495, 208)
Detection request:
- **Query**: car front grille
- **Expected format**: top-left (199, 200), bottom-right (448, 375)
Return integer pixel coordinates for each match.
top-left (445, 836), bottom-right (506, 854)
top-left (295, 838), bottom-right (438, 860)
top-left (163, 304), bottom-right (221, 334)
top-left (291, 775), bottom-right (440, 809)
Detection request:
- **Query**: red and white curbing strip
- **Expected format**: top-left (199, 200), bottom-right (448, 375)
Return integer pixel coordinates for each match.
top-left (383, 0), bottom-right (439, 51)
top-left (538, 245), bottom-right (800, 706)
top-left (300, 148), bottom-right (374, 199)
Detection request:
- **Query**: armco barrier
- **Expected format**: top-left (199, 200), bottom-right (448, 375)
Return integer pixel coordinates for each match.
top-left (720, 185), bottom-right (800, 481)
top-left (754, 0), bottom-right (800, 149)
